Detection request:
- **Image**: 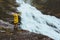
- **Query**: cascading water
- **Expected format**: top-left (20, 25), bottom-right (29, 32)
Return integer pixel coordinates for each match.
top-left (16, 0), bottom-right (60, 40)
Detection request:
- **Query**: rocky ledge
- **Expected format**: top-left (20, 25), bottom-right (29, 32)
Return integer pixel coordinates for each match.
top-left (0, 30), bottom-right (53, 40)
top-left (0, 20), bottom-right (53, 40)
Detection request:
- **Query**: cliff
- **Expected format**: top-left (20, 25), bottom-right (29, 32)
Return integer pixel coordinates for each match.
top-left (0, 0), bottom-right (19, 22)
top-left (32, 0), bottom-right (60, 18)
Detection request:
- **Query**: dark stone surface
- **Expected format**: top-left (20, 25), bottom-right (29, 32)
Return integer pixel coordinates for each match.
top-left (32, 0), bottom-right (60, 18)
top-left (0, 30), bottom-right (53, 40)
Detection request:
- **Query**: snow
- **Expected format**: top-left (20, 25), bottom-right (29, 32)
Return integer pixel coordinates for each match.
top-left (16, 0), bottom-right (60, 40)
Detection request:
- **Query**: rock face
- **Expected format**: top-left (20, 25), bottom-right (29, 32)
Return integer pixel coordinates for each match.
top-left (0, 20), bottom-right (53, 40)
top-left (0, 0), bottom-right (18, 13)
top-left (0, 20), bottom-right (14, 32)
top-left (0, 20), bottom-right (14, 29)
top-left (32, 0), bottom-right (60, 18)
top-left (0, 0), bottom-right (19, 21)
top-left (0, 30), bottom-right (53, 40)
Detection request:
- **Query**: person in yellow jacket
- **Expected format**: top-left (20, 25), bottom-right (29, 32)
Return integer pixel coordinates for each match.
top-left (13, 13), bottom-right (19, 24)
top-left (12, 12), bottom-right (20, 32)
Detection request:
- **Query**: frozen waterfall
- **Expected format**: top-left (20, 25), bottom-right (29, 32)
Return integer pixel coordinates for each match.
top-left (16, 0), bottom-right (60, 40)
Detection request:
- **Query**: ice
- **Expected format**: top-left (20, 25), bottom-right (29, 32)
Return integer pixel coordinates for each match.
top-left (16, 0), bottom-right (60, 40)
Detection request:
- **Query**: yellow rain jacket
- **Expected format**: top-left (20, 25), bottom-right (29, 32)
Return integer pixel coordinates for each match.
top-left (13, 13), bottom-right (19, 24)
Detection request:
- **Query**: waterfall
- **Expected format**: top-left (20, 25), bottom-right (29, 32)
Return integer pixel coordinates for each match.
top-left (16, 0), bottom-right (60, 40)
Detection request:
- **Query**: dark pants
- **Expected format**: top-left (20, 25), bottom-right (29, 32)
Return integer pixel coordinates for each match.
top-left (13, 23), bottom-right (18, 34)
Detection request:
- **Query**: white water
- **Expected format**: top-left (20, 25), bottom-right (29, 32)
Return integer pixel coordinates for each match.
top-left (16, 0), bottom-right (60, 40)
